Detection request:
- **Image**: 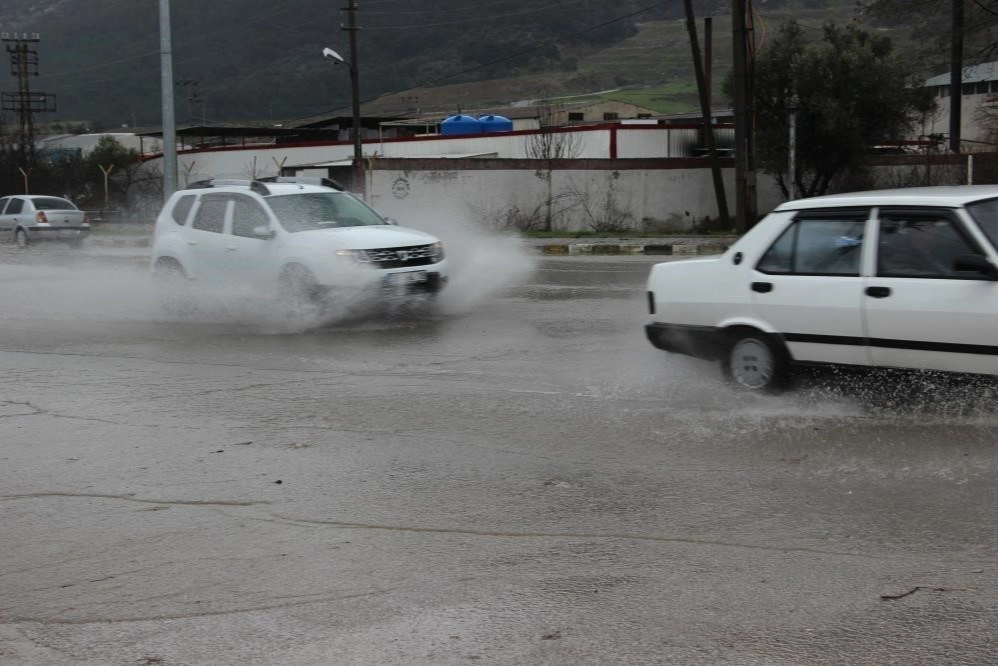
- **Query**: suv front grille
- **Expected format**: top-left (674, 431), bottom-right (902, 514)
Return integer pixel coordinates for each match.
top-left (362, 244), bottom-right (437, 269)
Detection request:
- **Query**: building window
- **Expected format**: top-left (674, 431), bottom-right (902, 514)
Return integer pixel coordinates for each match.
top-left (567, 112), bottom-right (584, 121)
top-left (603, 112), bottom-right (619, 121)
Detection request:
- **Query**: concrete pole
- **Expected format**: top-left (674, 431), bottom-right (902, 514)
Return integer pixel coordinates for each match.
top-left (159, 0), bottom-right (178, 200)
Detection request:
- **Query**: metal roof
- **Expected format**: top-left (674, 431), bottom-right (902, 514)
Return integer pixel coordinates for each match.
top-left (924, 62), bottom-right (998, 87)
top-left (775, 185), bottom-right (998, 211)
top-left (136, 124), bottom-right (343, 141)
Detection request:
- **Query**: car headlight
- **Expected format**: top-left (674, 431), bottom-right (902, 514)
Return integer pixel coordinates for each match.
top-left (429, 241), bottom-right (445, 262)
top-left (335, 249), bottom-right (370, 263)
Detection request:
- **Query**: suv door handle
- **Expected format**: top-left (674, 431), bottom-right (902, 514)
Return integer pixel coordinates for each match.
top-left (751, 281), bottom-right (773, 293)
top-left (866, 286), bottom-right (891, 298)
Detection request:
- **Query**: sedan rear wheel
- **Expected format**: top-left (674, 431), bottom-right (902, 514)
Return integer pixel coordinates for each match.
top-left (722, 331), bottom-right (790, 393)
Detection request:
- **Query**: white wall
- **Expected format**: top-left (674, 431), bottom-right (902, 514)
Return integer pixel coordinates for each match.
top-left (365, 164), bottom-right (780, 233)
top-left (140, 125), bottom-right (784, 231)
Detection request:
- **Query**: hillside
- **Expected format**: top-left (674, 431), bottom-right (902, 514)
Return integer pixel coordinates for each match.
top-left (0, 0), bottom-right (934, 130)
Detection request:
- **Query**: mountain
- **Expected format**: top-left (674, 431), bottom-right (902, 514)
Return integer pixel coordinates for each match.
top-left (0, 0), bottom-right (922, 131)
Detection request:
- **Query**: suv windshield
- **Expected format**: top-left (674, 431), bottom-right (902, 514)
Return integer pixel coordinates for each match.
top-left (266, 192), bottom-right (387, 232)
top-left (966, 197), bottom-right (997, 248)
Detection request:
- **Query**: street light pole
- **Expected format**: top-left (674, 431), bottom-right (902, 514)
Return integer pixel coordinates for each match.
top-left (159, 0), bottom-right (177, 200)
top-left (787, 95), bottom-right (798, 200)
top-left (344, 0), bottom-right (364, 196)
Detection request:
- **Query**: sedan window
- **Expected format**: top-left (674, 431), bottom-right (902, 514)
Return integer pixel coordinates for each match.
top-left (965, 197), bottom-right (997, 248)
top-left (757, 216), bottom-right (866, 276)
top-left (5, 198), bottom-right (24, 214)
top-left (877, 215), bottom-right (981, 279)
top-left (32, 197), bottom-right (77, 211)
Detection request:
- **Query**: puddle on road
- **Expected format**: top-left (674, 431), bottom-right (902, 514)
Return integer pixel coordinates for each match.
top-left (0, 223), bottom-right (537, 334)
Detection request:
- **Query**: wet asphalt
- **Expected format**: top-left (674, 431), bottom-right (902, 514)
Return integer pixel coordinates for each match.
top-left (0, 240), bottom-right (995, 665)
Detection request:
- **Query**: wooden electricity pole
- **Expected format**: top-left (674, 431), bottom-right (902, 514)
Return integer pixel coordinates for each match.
top-left (683, 0), bottom-right (729, 230)
top-left (949, 0), bottom-right (963, 153)
top-left (731, 0), bottom-right (757, 231)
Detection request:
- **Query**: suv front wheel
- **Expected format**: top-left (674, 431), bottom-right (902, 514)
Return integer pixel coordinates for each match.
top-left (279, 264), bottom-right (324, 315)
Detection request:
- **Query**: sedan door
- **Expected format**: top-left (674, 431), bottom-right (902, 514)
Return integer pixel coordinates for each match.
top-left (0, 197), bottom-right (25, 232)
top-left (864, 208), bottom-right (998, 374)
top-left (750, 210), bottom-right (871, 367)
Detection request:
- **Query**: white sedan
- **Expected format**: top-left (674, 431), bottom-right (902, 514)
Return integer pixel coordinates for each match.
top-left (645, 186), bottom-right (997, 392)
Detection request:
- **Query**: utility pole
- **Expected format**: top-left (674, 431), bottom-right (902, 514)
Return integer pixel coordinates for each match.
top-left (343, 0), bottom-right (364, 196)
top-left (704, 18), bottom-right (712, 112)
top-left (948, 0), bottom-right (963, 153)
top-left (159, 0), bottom-right (178, 200)
top-left (2, 33), bottom-right (56, 168)
top-left (683, 0), bottom-right (729, 229)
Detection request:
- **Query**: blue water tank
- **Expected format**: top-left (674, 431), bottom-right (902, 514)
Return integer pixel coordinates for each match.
top-left (478, 115), bottom-right (514, 133)
top-left (440, 115), bottom-right (482, 135)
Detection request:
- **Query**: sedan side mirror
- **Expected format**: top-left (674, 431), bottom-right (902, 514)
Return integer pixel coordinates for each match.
top-left (252, 225), bottom-right (276, 240)
top-left (954, 254), bottom-right (997, 280)
top-left (384, 217), bottom-right (399, 226)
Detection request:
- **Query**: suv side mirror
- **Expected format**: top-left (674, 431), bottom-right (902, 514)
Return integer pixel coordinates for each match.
top-left (954, 254), bottom-right (998, 280)
top-left (252, 225), bottom-right (276, 240)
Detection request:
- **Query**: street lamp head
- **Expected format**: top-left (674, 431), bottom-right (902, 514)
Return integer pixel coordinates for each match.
top-left (322, 47), bottom-right (344, 64)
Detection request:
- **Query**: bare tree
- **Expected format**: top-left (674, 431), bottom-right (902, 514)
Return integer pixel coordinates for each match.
top-left (525, 102), bottom-right (582, 160)
top-left (526, 102), bottom-right (582, 231)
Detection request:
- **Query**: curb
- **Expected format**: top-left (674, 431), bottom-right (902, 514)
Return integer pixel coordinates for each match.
top-left (87, 237), bottom-right (151, 248)
top-left (538, 241), bottom-right (732, 256)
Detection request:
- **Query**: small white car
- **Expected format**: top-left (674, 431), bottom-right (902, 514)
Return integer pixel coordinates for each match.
top-left (150, 178), bottom-right (447, 309)
top-left (0, 194), bottom-right (91, 248)
top-left (645, 185), bottom-right (997, 392)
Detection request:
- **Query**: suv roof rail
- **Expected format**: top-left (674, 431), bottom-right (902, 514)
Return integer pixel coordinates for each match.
top-left (257, 175), bottom-right (347, 191)
top-left (184, 178), bottom-right (271, 196)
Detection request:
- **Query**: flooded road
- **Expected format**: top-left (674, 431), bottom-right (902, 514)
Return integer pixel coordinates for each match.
top-left (0, 247), bottom-right (995, 665)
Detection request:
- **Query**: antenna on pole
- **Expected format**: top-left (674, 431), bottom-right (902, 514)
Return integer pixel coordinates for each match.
top-left (2, 32), bottom-right (57, 166)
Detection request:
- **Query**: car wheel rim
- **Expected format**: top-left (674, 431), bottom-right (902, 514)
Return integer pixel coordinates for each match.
top-left (15, 231), bottom-right (26, 248)
top-left (730, 338), bottom-right (774, 389)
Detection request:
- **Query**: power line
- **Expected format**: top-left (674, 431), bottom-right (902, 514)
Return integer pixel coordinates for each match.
top-left (283, 2), bottom-right (661, 125)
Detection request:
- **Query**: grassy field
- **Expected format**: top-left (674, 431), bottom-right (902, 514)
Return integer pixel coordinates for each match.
top-left (364, 0), bottom-right (905, 118)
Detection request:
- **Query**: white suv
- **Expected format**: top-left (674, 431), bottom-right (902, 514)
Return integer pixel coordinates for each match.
top-left (150, 178), bottom-right (447, 309)
top-left (645, 186), bottom-right (997, 392)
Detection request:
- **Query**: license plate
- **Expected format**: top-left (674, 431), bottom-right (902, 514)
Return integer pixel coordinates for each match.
top-left (384, 271), bottom-right (427, 287)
